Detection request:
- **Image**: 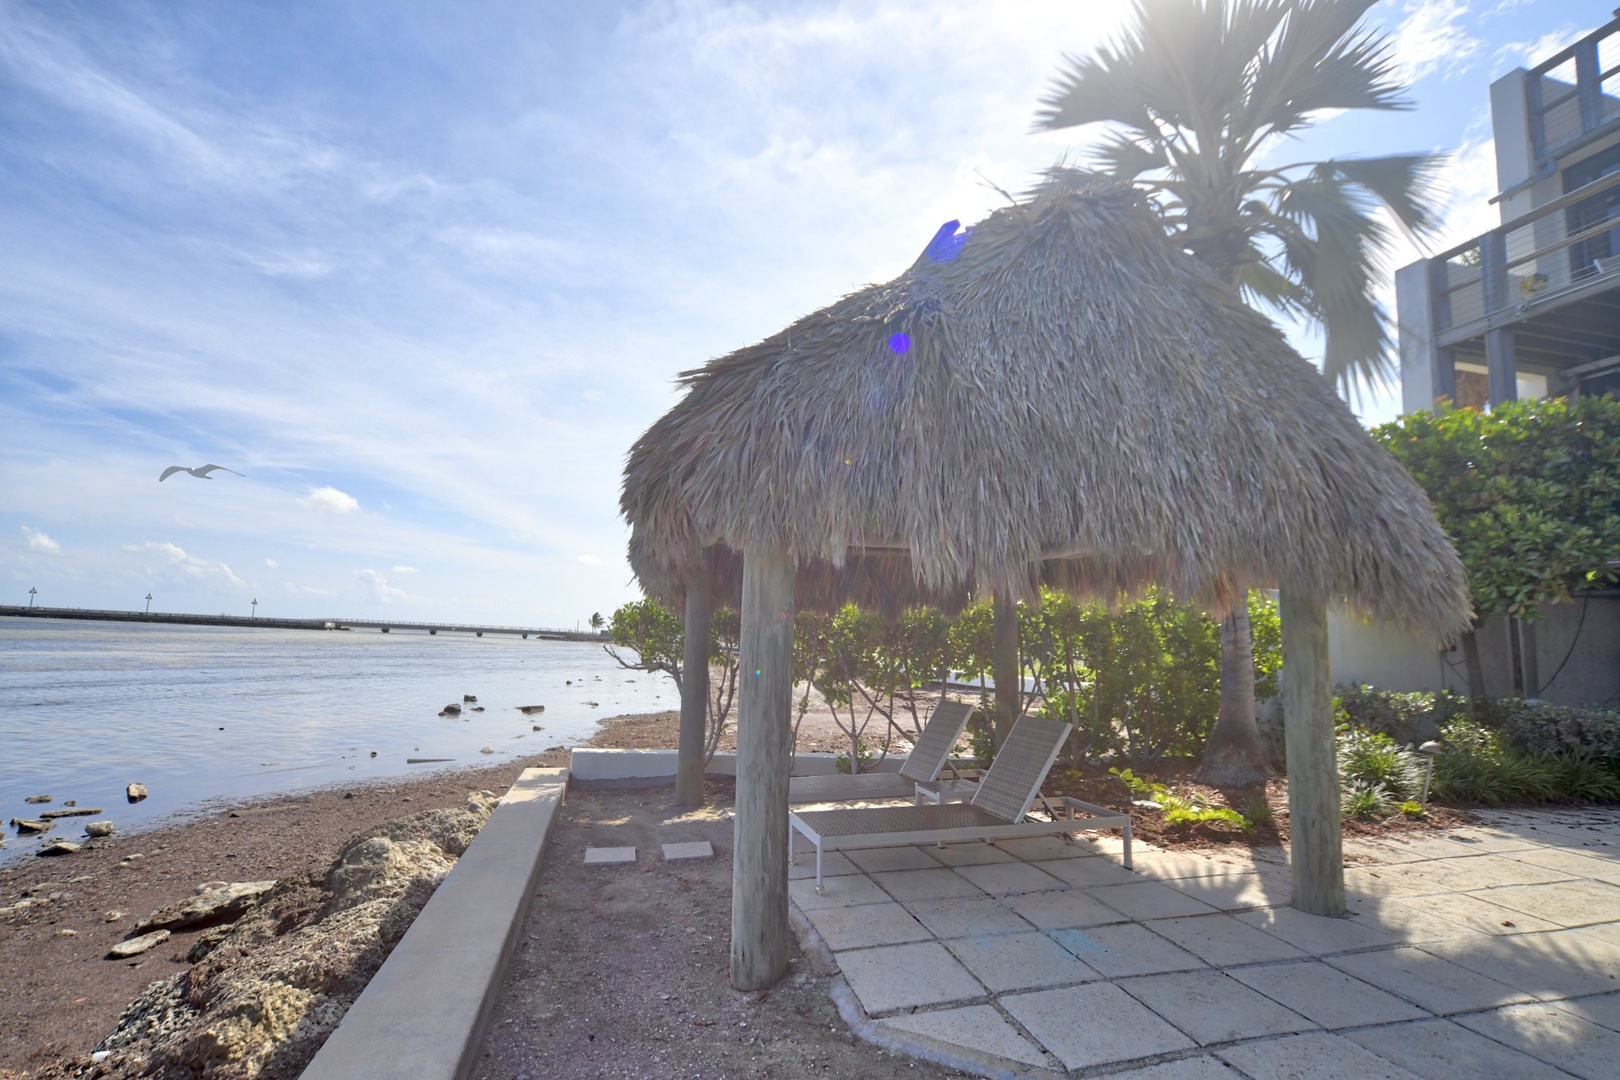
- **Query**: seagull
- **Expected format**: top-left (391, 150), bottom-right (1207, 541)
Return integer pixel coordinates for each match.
top-left (159, 464), bottom-right (245, 482)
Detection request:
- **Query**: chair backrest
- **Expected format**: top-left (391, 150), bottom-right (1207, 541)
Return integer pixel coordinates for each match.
top-left (970, 716), bottom-right (1073, 823)
top-left (898, 700), bottom-right (976, 783)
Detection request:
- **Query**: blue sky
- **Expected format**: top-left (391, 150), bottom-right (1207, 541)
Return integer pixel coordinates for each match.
top-left (0, 0), bottom-right (1603, 624)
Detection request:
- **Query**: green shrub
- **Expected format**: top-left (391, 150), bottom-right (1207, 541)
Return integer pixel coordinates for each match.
top-left (1342, 784), bottom-right (1393, 819)
top-left (1337, 729), bottom-right (1425, 801)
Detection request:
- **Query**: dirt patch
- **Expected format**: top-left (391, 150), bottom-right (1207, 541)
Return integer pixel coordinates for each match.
top-left (477, 783), bottom-right (966, 1080)
top-left (0, 755), bottom-right (562, 1079)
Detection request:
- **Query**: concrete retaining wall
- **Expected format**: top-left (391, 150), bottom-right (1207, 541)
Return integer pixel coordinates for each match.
top-left (568, 747), bottom-right (908, 789)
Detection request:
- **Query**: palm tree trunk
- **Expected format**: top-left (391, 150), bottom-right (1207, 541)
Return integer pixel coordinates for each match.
top-left (1196, 606), bottom-right (1270, 787)
top-left (992, 590), bottom-right (1019, 750)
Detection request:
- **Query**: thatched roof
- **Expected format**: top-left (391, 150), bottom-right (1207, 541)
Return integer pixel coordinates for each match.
top-left (622, 173), bottom-right (1471, 635)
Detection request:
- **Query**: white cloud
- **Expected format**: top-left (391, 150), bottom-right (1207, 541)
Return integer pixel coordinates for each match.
top-left (1392, 1), bottom-right (1482, 84)
top-left (300, 486), bottom-right (360, 514)
top-left (22, 525), bottom-right (61, 554)
top-left (576, 554), bottom-right (604, 566)
top-left (283, 582), bottom-right (336, 596)
top-left (265, 557), bottom-right (278, 568)
top-left (392, 565), bottom-right (419, 574)
top-left (142, 540), bottom-right (245, 585)
top-left (1495, 24), bottom-right (1592, 71)
top-left (354, 568), bottom-right (406, 602)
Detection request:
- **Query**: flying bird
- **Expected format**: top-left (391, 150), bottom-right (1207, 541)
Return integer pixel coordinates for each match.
top-left (159, 464), bottom-right (245, 482)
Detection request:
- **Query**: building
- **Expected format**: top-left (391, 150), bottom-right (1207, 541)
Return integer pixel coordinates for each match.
top-left (1332, 14), bottom-right (1620, 708)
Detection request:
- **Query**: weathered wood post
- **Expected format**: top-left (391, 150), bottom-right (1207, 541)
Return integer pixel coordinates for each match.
top-left (992, 589), bottom-right (1019, 749)
top-left (1279, 586), bottom-right (1345, 916)
top-left (676, 549), bottom-right (714, 807)
top-left (730, 548), bottom-right (796, 989)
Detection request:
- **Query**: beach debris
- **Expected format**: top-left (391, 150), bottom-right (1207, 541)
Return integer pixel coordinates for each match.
top-left (369, 751), bottom-right (377, 757)
top-left (479, 746), bottom-right (494, 754)
top-left (566, 680), bottom-right (572, 685)
top-left (11, 818), bottom-right (51, 835)
top-left (463, 694), bottom-right (478, 702)
top-left (105, 910), bottom-right (127, 922)
top-left (0, 897), bottom-right (49, 917)
top-left (24, 794), bottom-right (51, 804)
top-left (585, 701), bottom-right (600, 707)
top-left (40, 807), bottom-right (101, 819)
top-left (533, 725), bottom-right (544, 731)
top-left (519, 704), bottom-right (546, 714)
top-left (64, 799), bottom-right (77, 807)
top-left (55, 928), bottom-right (77, 937)
top-left (134, 880), bottom-right (276, 934)
top-left (439, 703), bottom-right (462, 716)
top-left (471, 705), bottom-right (485, 712)
top-left (91, 1051), bottom-right (111, 1064)
top-left (127, 783), bottom-right (148, 802)
top-left (107, 929), bottom-right (170, 959)
top-left (406, 757), bottom-right (454, 764)
top-left (85, 820), bottom-right (117, 837)
top-left (38, 840), bottom-right (82, 857)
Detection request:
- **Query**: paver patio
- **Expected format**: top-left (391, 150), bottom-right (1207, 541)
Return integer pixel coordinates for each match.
top-left (789, 805), bottom-right (1620, 1077)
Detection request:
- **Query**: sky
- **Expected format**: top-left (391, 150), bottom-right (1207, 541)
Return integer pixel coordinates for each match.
top-left (0, 0), bottom-right (1605, 625)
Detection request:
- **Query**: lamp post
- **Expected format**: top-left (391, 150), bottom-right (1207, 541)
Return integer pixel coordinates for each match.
top-left (251, 598), bottom-right (258, 618)
top-left (145, 593), bottom-right (153, 614)
top-left (28, 586), bottom-right (37, 608)
top-left (1418, 740), bottom-right (1444, 805)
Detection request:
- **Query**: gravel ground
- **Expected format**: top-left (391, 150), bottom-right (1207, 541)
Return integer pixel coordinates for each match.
top-left (475, 782), bottom-right (965, 1080)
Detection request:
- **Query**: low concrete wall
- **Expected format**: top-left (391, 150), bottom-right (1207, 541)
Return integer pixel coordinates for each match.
top-left (568, 748), bottom-right (908, 789)
top-left (300, 766), bottom-right (568, 1080)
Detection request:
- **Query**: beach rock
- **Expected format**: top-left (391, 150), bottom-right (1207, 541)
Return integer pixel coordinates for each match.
top-left (127, 782), bottom-right (148, 803)
top-left (439, 703), bottom-right (461, 716)
top-left (519, 704), bottom-right (545, 714)
top-left (585, 700), bottom-right (600, 707)
top-left (11, 818), bottom-right (52, 835)
top-left (63, 799), bottom-right (76, 807)
top-left (105, 910), bottom-right (127, 922)
top-left (479, 746), bottom-right (494, 754)
top-left (106, 929), bottom-right (169, 959)
top-left (533, 724), bottom-right (544, 731)
top-left (463, 694), bottom-right (477, 702)
top-left (24, 794), bottom-right (51, 804)
top-left (38, 840), bottom-right (82, 857)
top-left (369, 750), bottom-right (377, 758)
top-left (85, 820), bottom-right (117, 837)
top-left (134, 880), bottom-right (277, 934)
top-left (185, 922), bottom-right (235, 962)
top-left (471, 706), bottom-right (485, 712)
top-left (40, 806), bottom-right (101, 819)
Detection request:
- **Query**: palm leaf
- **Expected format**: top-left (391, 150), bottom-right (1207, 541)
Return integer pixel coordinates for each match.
top-left (1321, 153), bottom-right (1446, 237)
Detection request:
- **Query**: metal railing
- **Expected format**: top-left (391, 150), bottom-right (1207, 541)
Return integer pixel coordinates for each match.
top-left (1431, 167), bottom-right (1620, 341)
top-left (1527, 15), bottom-right (1620, 166)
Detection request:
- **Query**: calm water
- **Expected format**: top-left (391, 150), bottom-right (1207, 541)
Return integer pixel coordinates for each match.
top-left (0, 619), bottom-right (677, 860)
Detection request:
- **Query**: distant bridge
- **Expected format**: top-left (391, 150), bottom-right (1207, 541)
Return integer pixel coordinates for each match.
top-left (0, 605), bottom-right (605, 642)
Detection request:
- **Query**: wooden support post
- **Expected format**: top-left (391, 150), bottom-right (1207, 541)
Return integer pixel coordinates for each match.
top-left (992, 590), bottom-right (1019, 749)
top-left (676, 550), bottom-right (714, 807)
top-left (730, 548), bottom-right (795, 990)
top-left (1280, 587), bottom-right (1345, 916)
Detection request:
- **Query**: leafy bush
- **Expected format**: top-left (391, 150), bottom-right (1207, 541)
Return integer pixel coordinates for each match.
top-left (1338, 685), bottom-right (1620, 770)
top-left (1108, 768), bottom-right (1253, 831)
top-left (1337, 729), bottom-right (1425, 802)
top-left (1342, 785), bottom-right (1393, 819)
top-left (1430, 718), bottom-right (1620, 805)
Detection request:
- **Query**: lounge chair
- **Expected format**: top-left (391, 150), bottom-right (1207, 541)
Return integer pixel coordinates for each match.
top-left (789, 715), bottom-right (1131, 891)
top-left (788, 699), bottom-right (975, 805)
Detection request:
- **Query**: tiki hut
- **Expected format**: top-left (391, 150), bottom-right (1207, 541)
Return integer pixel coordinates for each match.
top-left (622, 172), bottom-right (1471, 989)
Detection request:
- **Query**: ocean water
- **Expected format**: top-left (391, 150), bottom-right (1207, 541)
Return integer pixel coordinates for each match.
top-left (0, 618), bottom-right (678, 860)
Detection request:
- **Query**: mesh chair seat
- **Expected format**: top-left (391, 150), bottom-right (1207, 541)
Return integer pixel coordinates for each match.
top-left (793, 802), bottom-right (1009, 838)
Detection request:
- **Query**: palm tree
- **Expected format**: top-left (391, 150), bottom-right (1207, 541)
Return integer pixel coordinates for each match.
top-left (588, 611), bottom-right (605, 633)
top-left (1035, 0), bottom-right (1441, 786)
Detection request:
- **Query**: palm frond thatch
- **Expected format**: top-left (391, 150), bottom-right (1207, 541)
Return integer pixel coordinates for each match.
top-left (621, 173), bottom-right (1471, 636)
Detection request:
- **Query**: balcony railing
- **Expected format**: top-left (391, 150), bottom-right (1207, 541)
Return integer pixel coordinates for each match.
top-left (1431, 167), bottom-right (1620, 341)
top-left (1528, 15), bottom-right (1620, 166)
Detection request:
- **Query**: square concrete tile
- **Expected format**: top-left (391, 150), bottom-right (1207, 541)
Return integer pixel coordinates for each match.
top-left (1217, 1032), bottom-right (1424, 1079)
top-left (952, 860), bottom-right (1066, 896)
top-left (1002, 888), bottom-right (1128, 930)
top-left (922, 841), bottom-right (1019, 867)
top-left (1127, 849), bottom-right (1244, 882)
top-left (903, 896), bottom-right (1030, 939)
top-left (1162, 871), bottom-right (1290, 912)
top-left (945, 930), bottom-right (1100, 992)
top-left (661, 841), bottom-right (712, 861)
top-left (1147, 913), bottom-right (1308, 966)
top-left (1476, 880), bottom-right (1620, 928)
top-left (1555, 991), bottom-right (1620, 1033)
top-left (1511, 847), bottom-right (1620, 885)
top-left (845, 846), bottom-right (942, 873)
top-left (1350, 901), bottom-right (1494, 946)
top-left (1346, 1018), bottom-right (1580, 1080)
top-left (1002, 982), bottom-right (1196, 1070)
top-left (1235, 905), bottom-right (1398, 955)
top-left (1103, 1059), bottom-right (1247, 1080)
top-left (1422, 927), bottom-right (1620, 1000)
top-left (1089, 880), bottom-right (1221, 920)
top-left (1325, 946), bottom-right (1533, 1014)
top-left (871, 867), bottom-right (985, 902)
top-left (1455, 1001), bottom-right (1620, 1079)
top-left (1446, 854), bottom-right (1583, 887)
top-left (788, 851), bottom-right (857, 879)
top-left (1032, 855), bottom-right (1142, 888)
top-left (1390, 892), bottom-right (1563, 936)
top-left (836, 941), bottom-right (984, 1015)
top-left (788, 873), bottom-right (890, 911)
top-left (1229, 960), bottom-right (1431, 1028)
top-left (1119, 970), bottom-right (1315, 1045)
top-left (1048, 922), bottom-right (1207, 977)
top-left (583, 846), bottom-right (635, 864)
top-left (994, 835), bottom-right (1088, 861)
top-left (878, 1004), bottom-right (1048, 1068)
top-left (803, 900), bottom-right (932, 951)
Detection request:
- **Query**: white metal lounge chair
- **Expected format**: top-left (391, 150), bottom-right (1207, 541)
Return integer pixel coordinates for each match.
top-left (788, 699), bottom-right (976, 805)
top-left (789, 715), bottom-right (1131, 891)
